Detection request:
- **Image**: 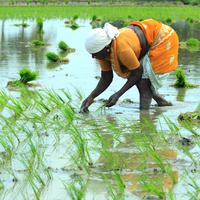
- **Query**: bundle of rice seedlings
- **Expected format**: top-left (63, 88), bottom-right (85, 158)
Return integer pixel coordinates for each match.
top-left (46, 51), bottom-right (69, 63)
top-left (19, 68), bottom-right (39, 84)
top-left (46, 52), bottom-right (60, 62)
top-left (58, 41), bottom-right (70, 51)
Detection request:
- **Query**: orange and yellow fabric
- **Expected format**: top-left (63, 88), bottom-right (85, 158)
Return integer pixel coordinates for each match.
top-left (98, 19), bottom-right (179, 78)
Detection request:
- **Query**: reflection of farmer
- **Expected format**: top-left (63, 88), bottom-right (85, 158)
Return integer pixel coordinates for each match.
top-left (81, 19), bottom-right (179, 112)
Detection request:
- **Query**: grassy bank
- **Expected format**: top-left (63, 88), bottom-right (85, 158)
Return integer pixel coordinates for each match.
top-left (0, 6), bottom-right (200, 20)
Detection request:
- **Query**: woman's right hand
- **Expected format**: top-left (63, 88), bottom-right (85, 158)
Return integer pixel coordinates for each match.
top-left (80, 97), bottom-right (94, 113)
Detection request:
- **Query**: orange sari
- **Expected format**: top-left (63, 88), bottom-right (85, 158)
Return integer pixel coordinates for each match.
top-left (129, 19), bottom-right (179, 74)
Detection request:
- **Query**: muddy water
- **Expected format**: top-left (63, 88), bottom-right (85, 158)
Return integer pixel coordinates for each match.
top-left (0, 19), bottom-right (200, 200)
top-left (0, 19), bottom-right (199, 117)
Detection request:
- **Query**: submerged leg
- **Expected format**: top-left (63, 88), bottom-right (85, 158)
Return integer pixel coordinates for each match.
top-left (136, 79), bottom-right (153, 110)
top-left (136, 79), bottom-right (172, 109)
top-left (151, 89), bottom-right (172, 106)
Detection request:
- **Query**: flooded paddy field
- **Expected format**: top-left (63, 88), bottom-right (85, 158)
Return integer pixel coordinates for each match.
top-left (0, 18), bottom-right (200, 200)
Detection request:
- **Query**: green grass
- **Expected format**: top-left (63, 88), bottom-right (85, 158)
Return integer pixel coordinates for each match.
top-left (0, 6), bottom-right (200, 20)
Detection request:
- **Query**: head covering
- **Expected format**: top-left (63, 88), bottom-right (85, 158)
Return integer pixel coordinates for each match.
top-left (85, 23), bottom-right (119, 54)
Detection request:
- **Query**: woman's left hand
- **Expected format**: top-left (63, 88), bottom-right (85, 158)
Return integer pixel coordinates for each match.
top-left (105, 93), bottom-right (119, 107)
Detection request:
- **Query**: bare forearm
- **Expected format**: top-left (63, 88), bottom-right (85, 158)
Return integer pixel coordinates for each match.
top-left (89, 70), bottom-right (113, 99)
top-left (116, 66), bottom-right (143, 97)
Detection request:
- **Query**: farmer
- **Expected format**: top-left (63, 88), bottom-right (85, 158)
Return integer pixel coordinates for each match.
top-left (80, 19), bottom-right (179, 112)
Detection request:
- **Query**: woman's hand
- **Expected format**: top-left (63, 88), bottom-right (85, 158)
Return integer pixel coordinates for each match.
top-left (80, 97), bottom-right (94, 113)
top-left (105, 93), bottom-right (119, 107)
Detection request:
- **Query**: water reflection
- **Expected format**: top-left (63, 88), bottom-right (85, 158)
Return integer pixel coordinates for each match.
top-left (0, 18), bottom-right (199, 123)
top-left (176, 88), bottom-right (187, 102)
top-left (86, 108), bottom-right (179, 198)
top-left (169, 21), bottom-right (200, 41)
top-left (0, 19), bottom-right (48, 71)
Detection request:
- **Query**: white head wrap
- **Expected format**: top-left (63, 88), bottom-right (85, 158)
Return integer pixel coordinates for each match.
top-left (85, 23), bottom-right (119, 54)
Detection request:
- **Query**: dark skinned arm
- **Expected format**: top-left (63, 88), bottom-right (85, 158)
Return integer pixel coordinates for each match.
top-left (80, 70), bottom-right (113, 113)
top-left (105, 65), bottom-right (143, 107)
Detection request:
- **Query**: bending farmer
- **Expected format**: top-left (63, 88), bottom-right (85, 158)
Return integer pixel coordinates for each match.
top-left (81, 19), bottom-right (179, 112)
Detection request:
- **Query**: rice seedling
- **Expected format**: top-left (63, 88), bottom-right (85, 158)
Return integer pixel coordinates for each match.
top-left (7, 67), bottom-right (39, 90)
top-left (106, 171), bottom-right (125, 200)
top-left (15, 136), bottom-right (51, 199)
top-left (0, 86), bottom-right (199, 199)
top-left (58, 41), bottom-right (69, 51)
top-left (46, 51), bottom-right (60, 62)
top-left (46, 51), bottom-right (69, 63)
top-left (69, 125), bottom-right (92, 171)
top-left (74, 87), bottom-right (84, 103)
top-left (185, 170), bottom-right (200, 200)
top-left (168, 190), bottom-right (176, 200)
top-left (58, 41), bottom-right (75, 53)
top-left (68, 21), bottom-right (80, 30)
top-left (90, 15), bottom-right (102, 28)
top-left (0, 115), bottom-right (20, 142)
top-left (186, 38), bottom-right (200, 48)
top-left (0, 90), bottom-right (9, 112)
top-left (63, 176), bottom-right (88, 200)
top-left (173, 67), bottom-right (199, 88)
top-left (0, 135), bottom-right (14, 162)
top-left (178, 111), bottom-right (200, 124)
top-left (95, 103), bottom-right (106, 114)
top-left (19, 68), bottom-right (39, 84)
top-left (31, 40), bottom-right (45, 47)
top-left (64, 15), bottom-right (80, 30)
top-left (140, 176), bottom-right (166, 199)
top-left (36, 17), bottom-right (44, 34)
top-left (163, 116), bottom-right (180, 136)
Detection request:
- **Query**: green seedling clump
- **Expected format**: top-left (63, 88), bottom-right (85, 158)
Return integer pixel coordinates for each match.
top-left (178, 112), bottom-right (200, 121)
top-left (165, 18), bottom-right (172, 24)
top-left (174, 68), bottom-right (187, 87)
top-left (58, 41), bottom-right (75, 53)
top-left (46, 51), bottom-right (69, 63)
top-left (7, 68), bottom-right (39, 89)
top-left (65, 15), bottom-right (80, 30)
top-left (31, 40), bottom-right (45, 46)
top-left (186, 38), bottom-right (200, 48)
top-left (46, 52), bottom-right (60, 62)
top-left (70, 22), bottom-right (80, 30)
top-left (19, 68), bottom-right (39, 84)
top-left (58, 41), bottom-right (69, 51)
top-left (179, 103), bottom-right (200, 125)
top-left (174, 68), bottom-right (198, 88)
